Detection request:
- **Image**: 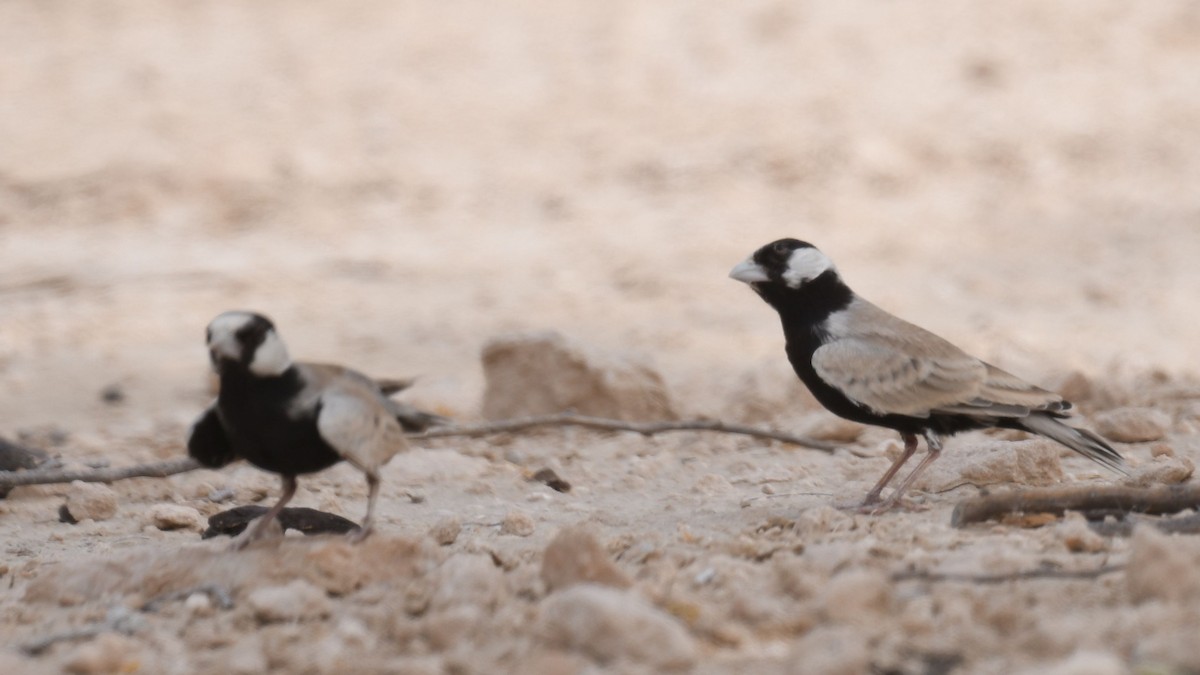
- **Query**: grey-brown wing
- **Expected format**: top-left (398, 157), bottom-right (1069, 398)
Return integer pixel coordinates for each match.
top-left (315, 380), bottom-right (408, 473)
top-left (812, 337), bottom-right (987, 417)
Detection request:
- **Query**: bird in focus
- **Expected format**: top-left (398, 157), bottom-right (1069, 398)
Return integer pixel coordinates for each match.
top-left (730, 238), bottom-right (1126, 511)
top-left (187, 310), bottom-right (438, 547)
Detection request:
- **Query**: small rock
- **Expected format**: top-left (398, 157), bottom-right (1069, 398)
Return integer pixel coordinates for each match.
top-left (185, 592), bottom-right (214, 617)
top-left (541, 527), bottom-right (632, 592)
top-left (788, 625), bottom-right (871, 675)
top-left (1150, 443), bottom-right (1175, 458)
top-left (501, 510), bottom-right (536, 537)
top-left (1040, 649), bottom-right (1125, 675)
top-left (1057, 511), bottom-right (1108, 553)
top-left (148, 504), bottom-right (205, 531)
top-left (691, 473), bottom-right (733, 495)
top-left (63, 482), bottom-right (119, 522)
top-left (916, 439), bottom-right (1063, 492)
top-left (820, 569), bottom-right (892, 624)
top-left (532, 468), bottom-right (571, 493)
top-left (1093, 407), bottom-right (1171, 443)
top-left (429, 517), bottom-right (462, 546)
top-left (1126, 524), bottom-right (1200, 603)
top-left (248, 579), bottom-right (332, 622)
top-left (64, 633), bottom-right (143, 675)
top-left (794, 505), bottom-right (854, 536)
top-left (429, 554), bottom-right (506, 611)
top-left (481, 331), bottom-right (676, 421)
top-left (99, 384), bottom-right (126, 404)
top-left (1124, 455), bottom-right (1194, 487)
top-left (538, 585), bottom-right (696, 671)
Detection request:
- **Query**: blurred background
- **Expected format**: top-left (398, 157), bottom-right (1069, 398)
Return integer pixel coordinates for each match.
top-left (2, 1), bottom-right (1198, 434)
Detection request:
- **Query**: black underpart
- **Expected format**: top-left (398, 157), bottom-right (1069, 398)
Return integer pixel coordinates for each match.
top-left (187, 407), bottom-right (239, 468)
top-left (212, 366), bottom-right (343, 475)
top-left (202, 504), bottom-right (359, 539)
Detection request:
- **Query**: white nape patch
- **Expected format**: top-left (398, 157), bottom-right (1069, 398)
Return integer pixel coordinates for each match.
top-left (249, 330), bottom-right (291, 376)
top-left (782, 247), bottom-right (834, 288)
top-left (729, 257), bottom-right (770, 284)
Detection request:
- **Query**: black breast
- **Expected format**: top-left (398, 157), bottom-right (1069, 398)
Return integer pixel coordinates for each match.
top-left (216, 369), bottom-right (343, 476)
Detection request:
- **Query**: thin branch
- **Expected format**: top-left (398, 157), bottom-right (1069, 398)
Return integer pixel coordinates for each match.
top-left (0, 457), bottom-right (202, 491)
top-left (893, 564), bottom-right (1125, 584)
top-left (0, 415), bottom-right (840, 492)
top-left (415, 412), bottom-right (842, 452)
top-left (952, 484), bottom-right (1200, 528)
top-left (1087, 512), bottom-right (1200, 537)
top-left (21, 606), bottom-right (143, 656)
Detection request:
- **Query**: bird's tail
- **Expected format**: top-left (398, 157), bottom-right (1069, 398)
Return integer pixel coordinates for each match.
top-left (1018, 414), bottom-right (1129, 476)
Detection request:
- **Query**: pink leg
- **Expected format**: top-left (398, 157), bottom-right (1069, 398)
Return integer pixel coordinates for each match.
top-left (233, 474), bottom-right (297, 550)
top-left (346, 470), bottom-right (380, 544)
top-left (878, 431), bottom-right (944, 511)
top-left (862, 433), bottom-right (919, 506)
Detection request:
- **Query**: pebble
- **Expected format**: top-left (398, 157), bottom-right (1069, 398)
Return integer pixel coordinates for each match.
top-left (541, 527), bottom-right (631, 592)
top-left (1057, 511), bottom-right (1108, 553)
top-left (1126, 525), bottom-right (1200, 603)
top-left (1041, 649), bottom-right (1125, 675)
top-left (481, 330), bottom-right (677, 421)
top-left (147, 504), bottom-right (205, 531)
top-left (429, 517), bottom-right (463, 546)
top-left (500, 510), bottom-right (535, 537)
top-left (1093, 407), bottom-right (1171, 443)
top-left (63, 481), bottom-right (118, 522)
top-left (820, 569), bottom-right (892, 624)
top-left (63, 633), bottom-right (143, 675)
top-left (1124, 455), bottom-right (1194, 487)
top-left (430, 554), bottom-right (506, 611)
top-left (538, 585), bottom-right (696, 671)
top-left (248, 579), bottom-right (333, 622)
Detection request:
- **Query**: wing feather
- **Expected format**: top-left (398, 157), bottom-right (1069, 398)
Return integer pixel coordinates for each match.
top-left (315, 379), bottom-right (408, 473)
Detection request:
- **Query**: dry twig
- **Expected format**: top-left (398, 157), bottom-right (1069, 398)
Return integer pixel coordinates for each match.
top-left (1087, 512), bottom-right (1200, 537)
top-left (416, 412), bottom-right (841, 452)
top-left (0, 457), bottom-right (201, 491)
top-left (952, 484), bottom-right (1200, 528)
top-left (21, 606), bottom-right (143, 656)
top-left (893, 564), bottom-right (1125, 584)
top-left (0, 414), bottom-right (839, 491)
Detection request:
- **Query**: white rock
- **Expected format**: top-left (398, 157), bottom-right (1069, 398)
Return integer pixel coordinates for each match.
top-left (429, 554), bottom-right (506, 611)
top-left (1036, 649), bottom-right (1125, 675)
top-left (63, 481), bottom-right (118, 522)
top-left (541, 527), bottom-right (631, 592)
top-left (538, 584), bottom-right (696, 671)
top-left (147, 504), bottom-right (205, 531)
top-left (481, 331), bottom-right (676, 421)
top-left (247, 579), bottom-right (332, 622)
top-left (1094, 407), bottom-right (1171, 443)
top-left (500, 510), bottom-right (535, 537)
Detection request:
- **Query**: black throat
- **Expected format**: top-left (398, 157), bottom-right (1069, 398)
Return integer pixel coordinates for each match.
top-left (755, 269), bottom-right (854, 343)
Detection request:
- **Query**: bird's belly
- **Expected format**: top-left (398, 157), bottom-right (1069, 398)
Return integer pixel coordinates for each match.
top-left (224, 410), bottom-right (342, 476)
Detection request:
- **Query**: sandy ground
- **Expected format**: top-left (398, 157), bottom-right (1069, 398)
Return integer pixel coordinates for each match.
top-left (2, 1), bottom-right (1200, 673)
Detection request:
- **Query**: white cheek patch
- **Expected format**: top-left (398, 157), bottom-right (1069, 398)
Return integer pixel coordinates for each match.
top-left (250, 330), bottom-right (292, 376)
top-left (782, 248), bottom-right (835, 288)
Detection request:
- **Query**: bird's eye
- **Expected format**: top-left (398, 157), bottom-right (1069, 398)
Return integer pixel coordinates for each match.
top-left (772, 241), bottom-right (792, 255)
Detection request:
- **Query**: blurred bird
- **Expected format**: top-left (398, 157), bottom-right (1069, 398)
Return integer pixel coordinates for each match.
top-left (730, 238), bottom-right (1126, 511)
top-left (187, 310), bottom-right (442, 547)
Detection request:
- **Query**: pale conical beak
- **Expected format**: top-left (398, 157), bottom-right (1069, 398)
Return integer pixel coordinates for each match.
top-left (729, 258), bottom-right (770, 284)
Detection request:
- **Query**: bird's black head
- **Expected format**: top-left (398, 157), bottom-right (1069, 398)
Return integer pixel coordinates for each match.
top-left (729, 239), bottom-right (851, 315)
top-left (205, 311), bottom-right (292, 377)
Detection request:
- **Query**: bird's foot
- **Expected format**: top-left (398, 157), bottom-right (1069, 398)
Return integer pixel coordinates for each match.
top-left (228, 516), bottom-right (283, 551)
top-left (345, 524), bottom-right (373, 544)
top-left (858, 495), bottom-right (929, 514)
